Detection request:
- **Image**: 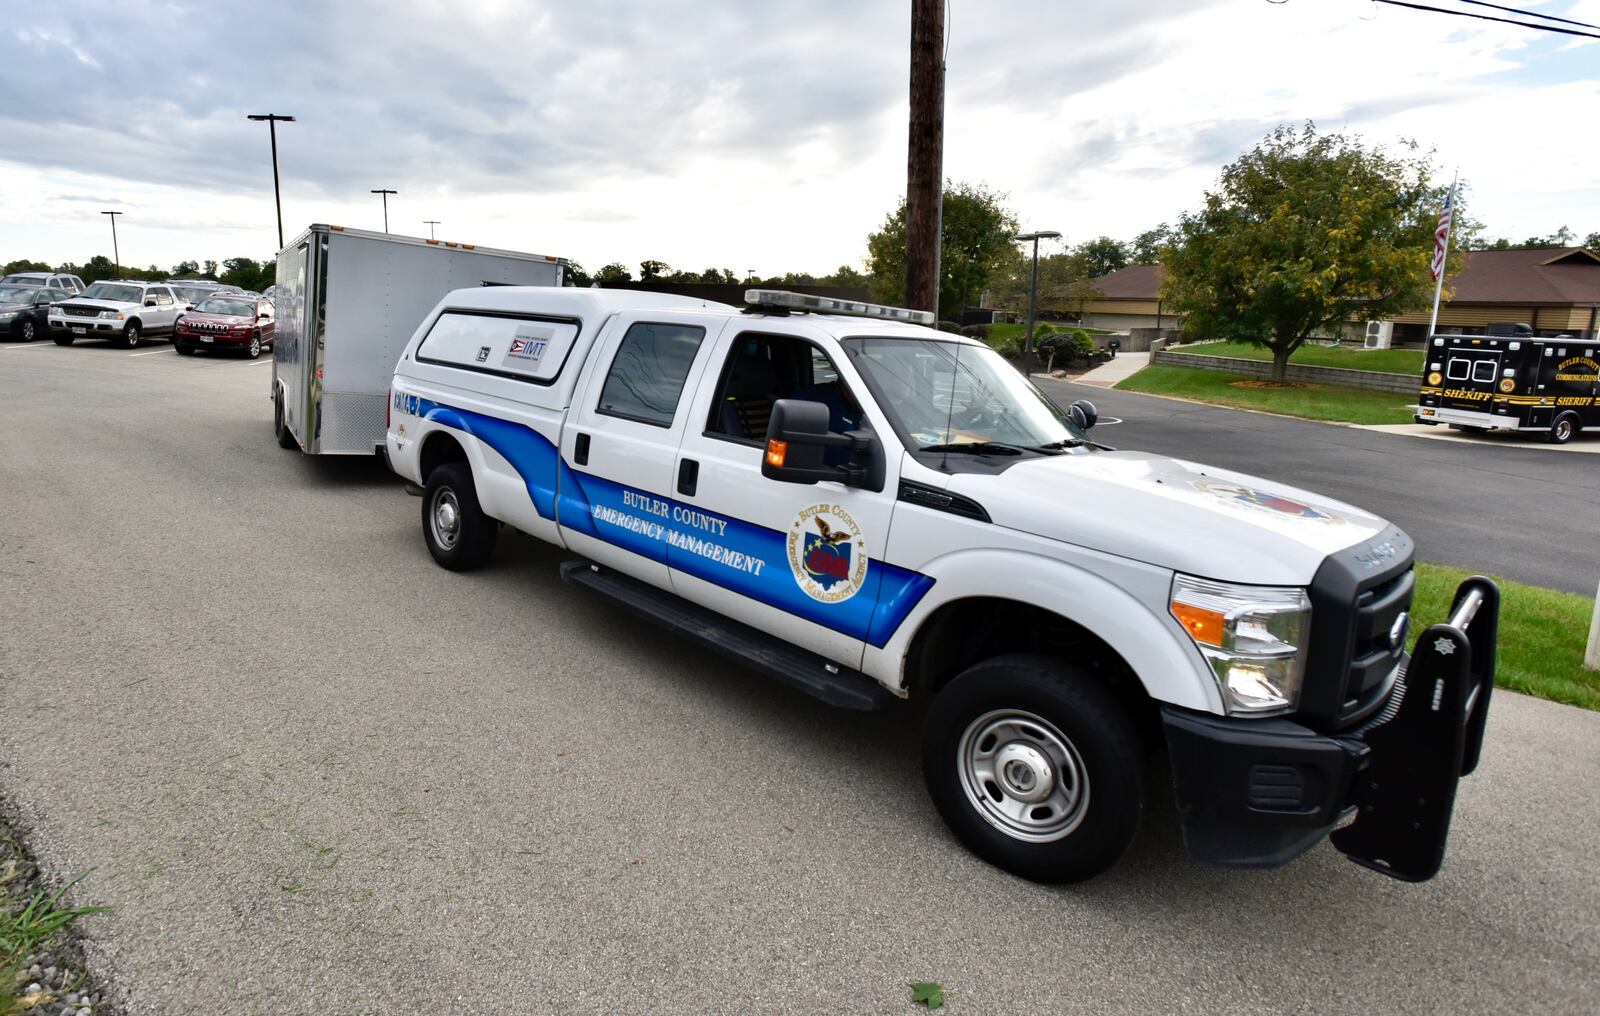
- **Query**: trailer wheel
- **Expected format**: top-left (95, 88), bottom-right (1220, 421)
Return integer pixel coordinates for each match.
top-left (422, 462), bottom-right (497, 571)
top-left (273, 389), bottom-right (298, 450)
top-left (1548, 413), bottom-right (1579, 445)
top-left (922, 655), bottom-right (1144, 883)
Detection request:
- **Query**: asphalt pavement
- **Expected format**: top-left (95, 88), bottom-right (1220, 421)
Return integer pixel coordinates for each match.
top-left (1036, 375), bottom-right (1600, 596)
top-left (1, 340), bottom-right (1597, 1015)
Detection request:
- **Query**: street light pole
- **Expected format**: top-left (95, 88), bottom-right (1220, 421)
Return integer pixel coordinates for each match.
top-left (424, 220), bottom-right (440, 240)
top-left (101, 210), bottom-right (123, 275)
top-left (246, 114), bottom-right (295, 250)
top-left (1015, 230), bottom-right (1061, 377)
top-left (371, 189), bottom-right (397, 232)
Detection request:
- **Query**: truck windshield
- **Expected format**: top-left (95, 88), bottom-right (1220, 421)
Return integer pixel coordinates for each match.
top-left (843, 336), bottom-right (1090, 452)
top-left (81, 283), bottom-right (142, 303)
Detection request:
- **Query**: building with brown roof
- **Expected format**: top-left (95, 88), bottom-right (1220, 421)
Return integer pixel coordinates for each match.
top-left (1076, 248), bottom-right (1599, 343)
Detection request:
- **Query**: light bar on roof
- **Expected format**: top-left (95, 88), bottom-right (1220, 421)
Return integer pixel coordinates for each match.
top-left (745, 289), bottom-right (936, 326)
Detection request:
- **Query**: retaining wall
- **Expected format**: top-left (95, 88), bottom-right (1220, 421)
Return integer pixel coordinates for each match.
top-left (1153, 351), bottom-right (1419, 393)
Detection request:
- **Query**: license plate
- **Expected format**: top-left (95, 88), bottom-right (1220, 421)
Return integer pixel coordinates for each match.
top-left (1420, 409), bottom-right (1435, 416)
top-left (200, 335), bottom-right (213, 343)
top-left (71, 326), bottom-right (85, 335)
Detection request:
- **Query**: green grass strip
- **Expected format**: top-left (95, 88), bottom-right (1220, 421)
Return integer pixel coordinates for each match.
top-left (1115, 364), bottom-right (1416, 424)
top-left (1414, 563), bottom-right (1598, 712)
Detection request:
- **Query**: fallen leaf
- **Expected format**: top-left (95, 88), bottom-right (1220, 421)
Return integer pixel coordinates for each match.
top-left (910, 981), bottom-right (945, 1009)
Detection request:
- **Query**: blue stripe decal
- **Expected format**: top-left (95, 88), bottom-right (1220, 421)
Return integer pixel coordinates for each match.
top-left (403, 395), bottom-right (933, 647)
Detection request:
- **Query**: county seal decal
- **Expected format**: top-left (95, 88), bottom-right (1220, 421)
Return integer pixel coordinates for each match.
top-left (1193, 479), bottom-right (1340, 522)
top-left (788, 503), bottom-right (869, 603)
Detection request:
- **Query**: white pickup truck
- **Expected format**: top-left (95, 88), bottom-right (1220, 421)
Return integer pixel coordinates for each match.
top-left (49, 280), bottom-right (184, 348)
top-left (385, 287), bottom-right (1499, 884)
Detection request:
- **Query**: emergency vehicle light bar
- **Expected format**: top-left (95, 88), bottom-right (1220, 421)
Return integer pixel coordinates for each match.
top-left (745, 289), bottom-right (936, 327)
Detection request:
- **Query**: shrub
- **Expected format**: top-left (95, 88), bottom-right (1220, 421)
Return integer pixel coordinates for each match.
top-left (1036, 329), bottom-right (1097, 367)
top-left (936, 320), bottom-right (961, 334)
top-left (959, 323), bottom-right (992, 340)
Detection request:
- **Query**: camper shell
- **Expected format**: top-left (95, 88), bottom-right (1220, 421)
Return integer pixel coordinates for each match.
top-left (272, 224), bottom-right (566, 454)
top-left (1415, 331), bottom-right (1599, 443)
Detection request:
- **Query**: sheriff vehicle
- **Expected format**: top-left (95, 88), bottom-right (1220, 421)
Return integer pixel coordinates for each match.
top-left (386, 288), bottom-right (1498, 884)
top-left (1416, 331), bottom-right (1599, 443)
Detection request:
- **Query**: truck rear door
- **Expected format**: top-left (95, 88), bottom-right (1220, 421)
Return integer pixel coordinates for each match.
top-left (1436, 339), bottom-right (1502, 411)
top-left (558, 309), bottom-right (729, 590)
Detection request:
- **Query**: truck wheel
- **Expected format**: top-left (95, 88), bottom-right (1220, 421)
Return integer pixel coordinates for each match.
top-left (922, 655), bottom-right (1144, 883)
top-left (1548, 413), bottom-right (1579, 445)
top-left (121, 322), bottom-right (142, 349)
top-left (422, 462), bottom-right (496, 571)
top-left (273, 389), bottom-right (298, 449)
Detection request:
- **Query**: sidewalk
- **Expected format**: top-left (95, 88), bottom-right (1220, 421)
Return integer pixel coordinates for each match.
top-left (1068, 351), bottom-right (1146, 389)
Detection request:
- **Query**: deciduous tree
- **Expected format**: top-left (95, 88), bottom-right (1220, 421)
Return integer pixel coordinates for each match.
top-left (865, 181), bottom-right (1018, 316)
top-left (1163, 123), bottom-right (1458, 380)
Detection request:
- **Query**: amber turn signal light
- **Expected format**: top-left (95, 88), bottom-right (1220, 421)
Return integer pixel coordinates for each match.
top-left (1171, 601), bottom-right (1225, 647)
top-left (765, 439), bottom-right (787, 468)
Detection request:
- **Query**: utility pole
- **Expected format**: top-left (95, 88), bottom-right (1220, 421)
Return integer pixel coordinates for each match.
top-left (371, 189), bottom-right (397, 232)
top-left (101, 210), bottom-right (123, 275)
top-left (424, 220), bottom-right (440, 240)
top-left (904, 0), bottom-right (944, 319)
top-left (246, 114), bottom-right (295, 250)
top-left (1016, 230), bottom-right (1061, 376)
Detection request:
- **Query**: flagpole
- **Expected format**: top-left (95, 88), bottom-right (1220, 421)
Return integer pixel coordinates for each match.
top-left (1426, 171), bottom-right (1459, 340)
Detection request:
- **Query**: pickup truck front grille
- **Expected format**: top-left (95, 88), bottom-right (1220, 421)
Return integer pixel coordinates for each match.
top-left (61, 305), bottom-right (100, 318)
top-left (1300, 527), bottom-right (1416, 731)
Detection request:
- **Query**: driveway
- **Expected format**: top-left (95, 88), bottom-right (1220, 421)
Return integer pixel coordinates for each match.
top-left (1, 343), bottom-right (1597, 1014)
top-left (1036, 377), bottom-right (1600, 596)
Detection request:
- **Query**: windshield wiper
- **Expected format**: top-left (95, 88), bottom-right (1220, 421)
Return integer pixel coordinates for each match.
top-left (1035, 438), bottom-right (1086, 450)
top-left (918, 442), bottom-right (1026, 456)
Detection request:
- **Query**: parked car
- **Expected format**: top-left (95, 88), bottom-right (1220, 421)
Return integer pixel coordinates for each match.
top-left (170, 280), bottom-right (223, 307)
top-left (1, 272), bottom-right (85, 295)
top-left (47, 280), bottom-right (184, 348)
top-left (0, 284), bottom-right (61, 342)
top-left (173, 294), bottom-right (274, 358)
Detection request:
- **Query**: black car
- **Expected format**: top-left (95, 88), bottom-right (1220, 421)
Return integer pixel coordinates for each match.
top-left (0, 284), bottom-right (59, 342)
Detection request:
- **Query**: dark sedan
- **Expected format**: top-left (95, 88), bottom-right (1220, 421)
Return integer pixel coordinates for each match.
top-left (0, 284), bottom-right (60, 342)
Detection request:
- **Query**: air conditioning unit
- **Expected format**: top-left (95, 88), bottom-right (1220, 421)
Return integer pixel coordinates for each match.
top-left (1364, 320), bottom-right (1393, 349)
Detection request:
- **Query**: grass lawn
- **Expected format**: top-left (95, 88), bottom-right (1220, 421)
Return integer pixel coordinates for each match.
top-left (1115, 364), bottom-right (1416, 425)
top-left (1412, 563), bottom-right (1598, 712)
top-left (1172, 340), bottom-right (1424, 376)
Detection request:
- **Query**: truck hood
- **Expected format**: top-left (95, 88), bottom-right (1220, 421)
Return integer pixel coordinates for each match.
top-left (946, 450), bottom-right (1392, 585)
top-left (56, 298), bottom-right (137, 313)
top-left (182, 311), bottom-right (253, 326)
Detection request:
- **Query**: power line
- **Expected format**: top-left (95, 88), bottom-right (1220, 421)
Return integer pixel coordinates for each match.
top-left (1455, 0), bottom-right (1600, 30)
top-left (1370, 0), bottom-right (1600, 38)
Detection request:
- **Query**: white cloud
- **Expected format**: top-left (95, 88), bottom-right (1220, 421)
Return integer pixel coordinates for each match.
top-left (0, 0), bottom-right (1595, 276)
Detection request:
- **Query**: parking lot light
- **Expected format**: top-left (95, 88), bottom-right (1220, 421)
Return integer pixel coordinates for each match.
top-left (246, 114), bottom-right (295, 250)
top-left (372, 189), bottom-right (398, 233)
top-left (101, 210), bottom-right (123, 274)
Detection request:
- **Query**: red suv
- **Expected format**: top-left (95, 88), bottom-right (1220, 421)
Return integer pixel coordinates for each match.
top-left (173, 295), bottom-right (274, 358)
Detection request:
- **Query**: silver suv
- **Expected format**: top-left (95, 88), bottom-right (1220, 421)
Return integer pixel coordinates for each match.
top-left (48, 280), bottom-right (184, 348)
top-left (1, 272), bottom-right (86, 295)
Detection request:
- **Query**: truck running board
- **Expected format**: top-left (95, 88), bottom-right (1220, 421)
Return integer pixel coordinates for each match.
top-left (559, 560), bottom-right (894, 711)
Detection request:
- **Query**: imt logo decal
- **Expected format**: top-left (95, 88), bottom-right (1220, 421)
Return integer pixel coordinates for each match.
top-left (787, 504), bottom-right (869, 603)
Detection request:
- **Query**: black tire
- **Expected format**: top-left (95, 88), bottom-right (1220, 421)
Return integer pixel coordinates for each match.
top-left (121, 322), bottom-right (142, 349)
top-left (1548, 413), bottom-right (1579, 445)
top-left (421, 462), bottom-right (496, 571)
top-left (174, 343), bottom-right (196, 356)
top-left (247, 332), bottom-right (262, 359)
top-left (273, 389), bottom-right (298, 450)
top-left (922, 655), bottom-right (1145, 883)
top-left (53, 332), bottom-right (74, 346)
top-left (19, 319), bottom-right (35, 342)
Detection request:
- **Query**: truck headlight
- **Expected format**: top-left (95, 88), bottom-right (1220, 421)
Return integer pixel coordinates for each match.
top-left (1170, 575), bottom-right (1311, 714)
top-left (99, 310), bottom-right (122, 319)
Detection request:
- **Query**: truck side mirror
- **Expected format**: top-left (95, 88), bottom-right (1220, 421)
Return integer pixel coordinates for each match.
top-left (1068, 399), bottom-right (1098, 429)
top-left (762, 398), bottom-right (876, 489)
top-left (144, 298), bottom-right (158, 307)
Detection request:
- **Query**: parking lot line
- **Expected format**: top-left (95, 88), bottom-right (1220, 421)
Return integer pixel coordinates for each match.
top-left (129, 348), bottom-right (170, 357)
top-left (2, 343), bottom-right (56, 351)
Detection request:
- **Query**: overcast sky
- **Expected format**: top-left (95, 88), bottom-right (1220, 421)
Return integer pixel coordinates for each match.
top-left (2, 0), bottom-right (1596, 277)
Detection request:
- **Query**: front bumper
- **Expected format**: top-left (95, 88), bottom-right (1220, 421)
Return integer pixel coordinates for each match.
top-left (1162, 577), bottom-right (1499, 882)
top-left (175, 328), bottom-right (253, 348)
top-left (50, 316), bottom-right (120, 334)
top-left (1413, 405), bottom-right (1536, 432)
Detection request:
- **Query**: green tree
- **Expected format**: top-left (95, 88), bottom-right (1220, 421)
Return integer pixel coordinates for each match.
top-left (2, 258), bottom-right (53, 275)
top-left (821, 264), bottom-right (869, 288)
top-left (219, 257), bottom-right (275, 291)
top-left (77, 255), bottom-right (119, 284)
top-left (171, 259), bottom-right (200, 278)
top-left (638, 259), bottom-right (669, 281)
top-left (1584, 231), bottom-right (1599, 249)
top-left (697, 268), bottom-right (737, 284)
top-left (594, 262), bottom-right (633, 284)
top-left (865, 181), bottom-right (1019, 316)
top-left (564, 261), bottom-right (592, 287)
top-left (1073, 236), bottom-right (1130, 278)
top-left (1163, 123), bottom-right (1457, 381)
top-left (1130, 223), bottom-right (1174, 264)
top-left (202, 259), bottom-right (218, 278)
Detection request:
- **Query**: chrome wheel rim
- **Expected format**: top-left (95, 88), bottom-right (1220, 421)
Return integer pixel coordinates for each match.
top-left (958, 709), bottom-right (1090, 843)
top-left (1555, 420), bottom-right (1572, 441)
top-left (430, 488), bottom-right (462, 550)
top-left (21, 321), bottom-right (33, 341)
top-left (250, 336), bottom-right (260, 357)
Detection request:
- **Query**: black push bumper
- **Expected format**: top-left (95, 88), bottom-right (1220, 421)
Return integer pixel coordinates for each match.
top-left (1162, 577), bottom-right (1499, 882)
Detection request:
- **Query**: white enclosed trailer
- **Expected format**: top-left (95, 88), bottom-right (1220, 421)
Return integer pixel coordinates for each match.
top-left (271, 224), bottom-right (566, 455)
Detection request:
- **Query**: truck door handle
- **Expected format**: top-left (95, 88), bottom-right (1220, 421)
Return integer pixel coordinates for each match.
top-left (677, 458), bottom-right (698, 496)
top-left (574, 433), bottom-right (590, 466)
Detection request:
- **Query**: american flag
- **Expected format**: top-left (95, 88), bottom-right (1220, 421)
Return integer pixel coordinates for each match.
top-left (1430, 188), bottom-right (1455, 281)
